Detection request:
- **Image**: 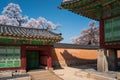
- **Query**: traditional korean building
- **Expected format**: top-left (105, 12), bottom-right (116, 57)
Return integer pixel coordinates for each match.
top-left (59, 0), bottom-right (120, 71)
top-left (0, 24), bottom-right (62, 72)
top-left (59, 0), bottom-right (120, 48)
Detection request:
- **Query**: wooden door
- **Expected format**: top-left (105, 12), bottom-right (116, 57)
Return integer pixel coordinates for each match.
top-left (26, 51), bottom-right (39, 70)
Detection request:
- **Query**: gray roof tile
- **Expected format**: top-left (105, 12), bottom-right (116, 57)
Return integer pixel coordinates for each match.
top-left (0, 24), bottom-right (63, 42)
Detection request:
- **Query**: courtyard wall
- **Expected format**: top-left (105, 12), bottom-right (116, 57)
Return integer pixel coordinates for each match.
top-left (52, 43), bottom-right (99, 68)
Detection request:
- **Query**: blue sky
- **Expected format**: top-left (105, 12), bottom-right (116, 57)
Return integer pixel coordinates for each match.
top-left (0, 0), bottom-right (98, 43)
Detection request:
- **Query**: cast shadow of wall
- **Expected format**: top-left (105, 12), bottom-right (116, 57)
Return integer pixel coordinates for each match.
top-left (60, 50), bottom-right (97, 70)
top-left (52, 48), bottom-right (64, 69)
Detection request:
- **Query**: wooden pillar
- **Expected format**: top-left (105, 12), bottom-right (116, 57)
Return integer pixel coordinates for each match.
top-left (97, 49), bottom-right (108, 72)
top-left (100, 19), bottom-right (104, 48)
top-left (47, 56), bottom-right (52, 69)
top-left (21, 46), bottom-right (26, 71)
top-left (108, 49), bottom-right (117, 71)
top-left (47, 46), bottom-right (52, 69)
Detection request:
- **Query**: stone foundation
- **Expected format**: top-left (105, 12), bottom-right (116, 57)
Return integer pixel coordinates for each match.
top-left (0, 70), bottom-right (27, 78)
top-left (0, 71), bottom-right (12, 78)
top-left (0, 70), bottom-right (30, 80)
top-left (0, 75), bottom-right (31, 80)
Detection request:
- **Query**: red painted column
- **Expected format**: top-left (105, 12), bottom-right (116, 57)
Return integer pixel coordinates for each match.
top-left (47, 56), bottom-right (52, 69)
top-left (47, 46), bottom-right (52, 69)
top-left (100, 19), bottom-right (104, 48)
top-left (21, 46), bottom-right (26, 70)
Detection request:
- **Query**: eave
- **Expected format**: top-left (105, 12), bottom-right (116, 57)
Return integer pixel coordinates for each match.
top-left (59, 0), bottom-right (120, 21)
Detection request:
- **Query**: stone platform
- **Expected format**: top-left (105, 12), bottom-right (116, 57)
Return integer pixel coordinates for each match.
top-left (28, 70), bottom-right (63, 80)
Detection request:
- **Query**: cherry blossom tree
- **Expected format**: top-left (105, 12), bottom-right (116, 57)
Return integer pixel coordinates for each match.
top-left (0, 15), bottom-right (10, 25)
top-left (2, 3), bottom-right (28, 26)
top-left (46, 21), bottom-right (60, 30)
top-left (37, 17), bottom-right (47, 29)
top-left (0, 15), bottom-right (19, 26)
top-left (72, 21), bottom-right (99, 45)
top-left (25, 17), bottom-right (61, 30)
top-left (37, 17), bottom-right (61, 30)
top-left (25, 18), bottom-right (40, 28)
top-left (0, 3), bottom-right (61, 31)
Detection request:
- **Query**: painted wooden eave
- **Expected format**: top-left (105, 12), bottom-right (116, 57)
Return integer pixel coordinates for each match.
top-left (59, 0), bottom-right (120, 21)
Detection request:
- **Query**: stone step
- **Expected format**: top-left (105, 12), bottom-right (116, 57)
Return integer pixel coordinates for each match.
top-left (27, 70), bottom-right (63, 80)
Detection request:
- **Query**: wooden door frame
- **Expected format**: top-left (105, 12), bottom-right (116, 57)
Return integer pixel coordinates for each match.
top-left (21, 45), bottom-right (52, 71)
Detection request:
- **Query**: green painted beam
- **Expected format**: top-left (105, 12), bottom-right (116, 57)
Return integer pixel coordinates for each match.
top-left (0, 38), bottom-right (54, 45)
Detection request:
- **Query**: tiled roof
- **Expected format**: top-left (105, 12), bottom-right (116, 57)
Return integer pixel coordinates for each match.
top-left (0, 24), bottom-right (63, 43)
top-left (54, 43), bottom-right (99, 49)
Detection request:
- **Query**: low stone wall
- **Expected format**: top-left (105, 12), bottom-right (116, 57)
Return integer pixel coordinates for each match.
top-left (0, 74), bottom-right (31, 80)
top-left (0, 70), bottom-right (30, 80)
top-left (52, 43), bottom-right (98, 68)
top-left (0, 70), bottom-right (26, 78)
top-left (0, 71), bottom-right (12, 78)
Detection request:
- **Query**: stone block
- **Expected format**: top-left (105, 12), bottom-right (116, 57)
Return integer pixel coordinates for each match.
top-left (20, 70), bottom-right (26, 74)
top-left (90, 73), bottom-right (116, 80)
top-left (13, 76), bottom-right (31, 80)
top-left (75, 71), bottom-right (90, 78)
top-left (0, 74), bottom-right (31, 80)
top-left (116, 72), bottom-right (120, 79)
top-left (0, 71), bottom-right (12, 78)
top-left (49, 67), bottom-right (53, 71)
top-left (97, 49), bottom-right (108, 72)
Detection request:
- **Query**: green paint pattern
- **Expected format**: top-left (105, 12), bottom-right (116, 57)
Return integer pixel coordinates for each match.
top-left (0, 38), bottom-right (54, 45)
top-left (0, 46), bottom-right (21, 68)
top-left (104, 16), bottom-right (120, 42)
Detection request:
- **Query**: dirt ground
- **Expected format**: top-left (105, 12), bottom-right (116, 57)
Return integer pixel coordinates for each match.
top-left (53, 65), bottom-right (118, 80)
top-left (53, 66), bottom-right (94, 80)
